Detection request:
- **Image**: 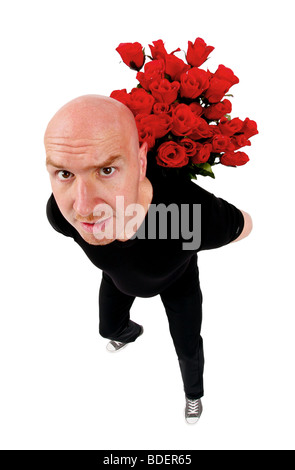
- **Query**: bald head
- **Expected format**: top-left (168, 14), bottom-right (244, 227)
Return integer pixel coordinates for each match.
top-left (44, 94), bottom-right (139, 154)
top-left (45, 94), bottom-right (151, 246)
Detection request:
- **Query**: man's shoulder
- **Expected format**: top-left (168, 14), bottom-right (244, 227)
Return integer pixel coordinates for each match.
top-left (46, 194), bottom-right (75, 238)
top-left (150, 174), bottom-right (214, 206)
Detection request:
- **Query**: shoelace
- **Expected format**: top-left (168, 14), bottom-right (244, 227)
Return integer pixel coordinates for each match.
top-left (187, 399), bottom-right (200, 415)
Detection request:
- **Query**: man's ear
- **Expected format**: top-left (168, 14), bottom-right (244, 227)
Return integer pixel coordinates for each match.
top-left (138, 141), bottom-right (148, 181)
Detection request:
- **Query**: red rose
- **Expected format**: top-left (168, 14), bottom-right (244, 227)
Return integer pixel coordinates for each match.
top-left (127, 88), bottom-right (155, 116)
top-left (170, 101), bottom-right (180, 112)
top-left (218, 116), bottom-right (244, 136)
top-left (220, 151), bottom-right (250, 166)
top-left (135, 113), bottom-right (155, 128)
top-left (211, 134), bottom-right (234, 152)
top-left (165, 54), bottom-right (190, 81)
top-left (136, 124), bottom-right (156, 150)
top-left (186, 38), bottom-right (214, 67)
top-left (178, 138), bottom-right (199, 157)
top-left (190, 117), bottom-right (212, 140)
top-left (116, 42), bottom-right (145, 71)
top-left (150, 78), bottom-right (180, 104)
top-left (171, 104), bottom-right (196, 136)
top-left (204, 76), bottom-right (232, 103)
top-left (135, 114), bottom-right (156, 149)
top-left (191, 143), bottom-right (212, 164)
top-left (189, 102), bottom-right (203, 117)
top-left (153, 102), bottom-right (171, 114)
top-left (209, 124), bottom-right (222, 136)
top-left (204, 66), bottom-right (239, 103)
top-left (136, 59), bottom-right (165, 90)
top-left (156, 141), bottom-right (189, 168)
top-left (241, 118), bottom-right (259, 139)
top-left (110, 89), bottom-right (130, 106)
top-left (135, 113), bottom-right (172, 139)
top-left (230, 134), bottom-right (251, 150)
top-left (180, 67), bottom-right (210, 99)
top-left (214, 64), bottom-right (239, 87)
top-left (155, 113), bottom-right (173, 138)
top-left (149, 40), bottom-right (168, 60)
top-left (203, 99), bottom-right (232, 120)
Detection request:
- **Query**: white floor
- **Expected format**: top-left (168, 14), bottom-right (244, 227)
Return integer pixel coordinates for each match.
top-left (1, 0), bottom-right (294, 450)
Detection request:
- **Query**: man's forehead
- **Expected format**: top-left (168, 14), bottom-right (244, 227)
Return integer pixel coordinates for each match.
top-left (45, 112), bottom-right (123, 141)
top-left (45, 128), bottom-right (121, 145)
top-left (44, 95), bottom-right (139, 161)
top-left (45, 133), bottom-right (127, 160)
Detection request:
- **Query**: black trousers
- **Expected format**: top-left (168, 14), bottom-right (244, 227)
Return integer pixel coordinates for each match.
top-left (98, 255), bottom-right (204, 399)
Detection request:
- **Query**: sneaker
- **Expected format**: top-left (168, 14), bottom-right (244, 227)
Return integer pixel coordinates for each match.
top-left (185, 397), bottom-right (203, 424)
top-left (106, 340), bottom-right (128, 352)
top-left (106, 326), bottom-right (144, 353)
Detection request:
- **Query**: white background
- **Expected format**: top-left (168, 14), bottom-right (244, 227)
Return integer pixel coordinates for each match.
top-left (0, 0), bottom-right (294, 450)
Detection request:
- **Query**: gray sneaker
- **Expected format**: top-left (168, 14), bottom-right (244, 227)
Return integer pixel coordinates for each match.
top-left (185, 397), bottom-right (203, 424)
top-left (106, 340), bottom-right (128, 352)
top-left (106, 326), bottom-right (144, 353)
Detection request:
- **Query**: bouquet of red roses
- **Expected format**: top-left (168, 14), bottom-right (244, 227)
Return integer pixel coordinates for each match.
top-left (111, 38), bottom-right (258, 180)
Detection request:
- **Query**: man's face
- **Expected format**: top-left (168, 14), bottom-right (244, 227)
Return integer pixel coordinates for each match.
top-left (45, 105), bottom-right (147, 246)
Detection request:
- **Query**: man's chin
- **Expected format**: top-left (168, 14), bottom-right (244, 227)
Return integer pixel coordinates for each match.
top-left (89, 238), bottom-right (115, 246)
top-left (77, 229), bottom-right (116, 246)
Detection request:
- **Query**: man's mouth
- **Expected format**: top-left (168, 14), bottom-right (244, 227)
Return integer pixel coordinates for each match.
top-left (78, 218), bottom-right (111, 234)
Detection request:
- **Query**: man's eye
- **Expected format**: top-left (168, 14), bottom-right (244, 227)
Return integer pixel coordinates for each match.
top-left (57, 170), bottom-right (73, 180)
top-left (99, 167), bottom-right (116, 176)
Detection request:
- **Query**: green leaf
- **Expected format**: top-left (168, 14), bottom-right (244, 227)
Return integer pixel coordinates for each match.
top-left (224, 114), bottom-right (231, 121)
top-left (194, 162), bottom-right (215, 179)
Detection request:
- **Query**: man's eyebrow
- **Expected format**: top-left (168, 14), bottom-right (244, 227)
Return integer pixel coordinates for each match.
top-left (45, 155), bottom-right (124, 169)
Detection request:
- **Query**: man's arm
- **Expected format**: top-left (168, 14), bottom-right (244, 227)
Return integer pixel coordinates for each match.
top-left (231, 210), bottom-right (253, 243)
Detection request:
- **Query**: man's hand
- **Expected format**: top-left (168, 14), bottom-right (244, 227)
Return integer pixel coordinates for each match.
top-left (231, 210), bottom-right (253, 243)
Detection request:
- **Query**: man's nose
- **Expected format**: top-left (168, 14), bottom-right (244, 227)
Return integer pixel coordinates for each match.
top-left (73, 177), bottom-right (103, 217)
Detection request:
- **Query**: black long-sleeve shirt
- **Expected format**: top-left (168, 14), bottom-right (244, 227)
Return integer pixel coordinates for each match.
top-left (46, 174), bottom-right (244, 298)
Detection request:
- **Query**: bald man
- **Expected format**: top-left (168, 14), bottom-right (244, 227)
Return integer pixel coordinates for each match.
top-left (45, 94), bottom-right (252, 424)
